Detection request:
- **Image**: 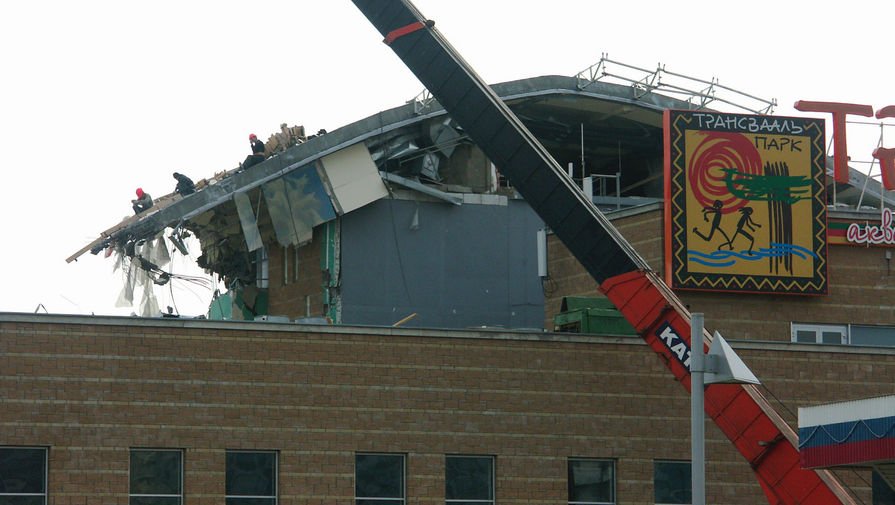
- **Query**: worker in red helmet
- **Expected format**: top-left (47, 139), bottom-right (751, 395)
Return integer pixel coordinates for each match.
top-left (241, 133), bottom-right (266, 171)
top-left (131, 187), bottom-right (153, 214)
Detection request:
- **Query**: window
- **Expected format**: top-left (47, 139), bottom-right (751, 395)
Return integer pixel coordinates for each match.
top-left (130, 449), bottom-right (182, 505)
top-left (654, 460), bottom-right (690, 505)
top-left (0, 447), bottom-right (47, 505)
top-left (355, 453), bottom-right (404, 505)
top-left (568, 458), bottom-right (614, 505)
top-left (254, 247), bottom-right (269, 288)
top-left (791, 323), bottom-right (895, 348)
top-left (226, 451), bottom-right (277, 505)
top-left (445, 455), bottom-right (494, 505)
top-left (791, 323), bottom-right (847, 345)
top-left (851, 325), bottom-right (895, 347)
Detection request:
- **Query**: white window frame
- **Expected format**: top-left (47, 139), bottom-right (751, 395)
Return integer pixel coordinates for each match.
top-left (568, 457), bottom-right (615, 505)
top-left (129, 448), bottom-right (183, 505)
top-left (791, 323), bottom-right (848, 345)
top-left (445, 454), bottom-right (495, 505)
top-left (0, 446), bottom-right (47, 505)
top-left (225, 450), bottom-right (278, 505)
top-left (354, 452), bottom-right (405, 505)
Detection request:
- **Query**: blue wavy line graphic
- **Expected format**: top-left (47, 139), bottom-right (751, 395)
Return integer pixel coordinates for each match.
top-left (688, 243), bottom-right (817, 268)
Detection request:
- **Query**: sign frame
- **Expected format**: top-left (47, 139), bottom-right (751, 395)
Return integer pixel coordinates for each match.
top-left (663, 110), bottom-right (828, 295)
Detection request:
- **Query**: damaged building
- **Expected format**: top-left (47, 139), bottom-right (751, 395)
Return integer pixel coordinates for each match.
top-left (18, 51), bottom-right (895, 504)
top-left (69, 65), bottom-right (895, 332)
top-left (69, 72), bottom-right (685, 328)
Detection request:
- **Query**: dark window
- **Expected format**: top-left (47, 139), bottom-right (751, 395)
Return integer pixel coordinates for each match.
top-left (851, 325), bottom-right (895, 347)
top-left (654, 460), bottom-right (690, 505)
top-left (873, 471), bottom-right (895, 505)
top-left (821, 331), bottom-right (844, 344)
top-left (568, 458), bottom-right (614, 504)
top-left (253, 247), bottom-right (269, 288)
top-left (226, 451), bottom-right (277, 505)
top-left (129, 449), bottom-right (182, 505)
top-left (355, 453), bottom-right (404, 505)
top-left (795, 330), bottom-right (816, 343)
top-left (445, 455), bottom-right (494, 505)
top-left (0, 447), bottom-right (47, 505)
top-left (791, 323), bottom-right (846, 345)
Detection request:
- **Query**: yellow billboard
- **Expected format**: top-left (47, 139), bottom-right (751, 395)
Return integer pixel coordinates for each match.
top-left (664, 110), bottom-right (827, 294)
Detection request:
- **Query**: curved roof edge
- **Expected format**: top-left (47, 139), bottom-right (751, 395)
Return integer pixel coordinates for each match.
top-left (70, 75), bottom-right (694, 260)
top-left (72, 74), bottom-right (885, 259)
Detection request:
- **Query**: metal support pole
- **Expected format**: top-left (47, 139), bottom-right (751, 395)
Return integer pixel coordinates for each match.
top-left (580, 123), bottom-right (585, 176)
top-left (615, 172), bottom-right (621, 211)
top-left (691, 313), bottom-right (706, 505)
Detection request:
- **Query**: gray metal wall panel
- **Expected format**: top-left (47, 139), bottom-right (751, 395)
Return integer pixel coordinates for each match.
top-left (341, 199), bottom-right (544, 329)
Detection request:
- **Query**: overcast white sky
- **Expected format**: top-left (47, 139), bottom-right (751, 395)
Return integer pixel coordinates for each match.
top-left (0, 1), bottom-right (892, 317)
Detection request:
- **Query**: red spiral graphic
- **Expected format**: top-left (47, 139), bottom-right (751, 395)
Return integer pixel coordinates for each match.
top-left (687, 131), bottom-right (763, 213)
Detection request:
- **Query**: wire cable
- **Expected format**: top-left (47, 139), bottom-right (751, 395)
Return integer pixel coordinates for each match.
top-left (387, 198), bottom-right (414, 306)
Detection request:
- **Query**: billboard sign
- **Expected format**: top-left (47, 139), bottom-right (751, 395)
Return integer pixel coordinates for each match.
top-left (664, 110), bottom-right (828, 294)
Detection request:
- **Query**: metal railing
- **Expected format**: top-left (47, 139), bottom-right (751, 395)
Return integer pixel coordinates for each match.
top-left (576, 53), bottom-right (777, 116)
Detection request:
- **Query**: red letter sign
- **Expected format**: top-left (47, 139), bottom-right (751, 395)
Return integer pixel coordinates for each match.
top-left (874, 105), bottom-right (895, 190)
top-left (794, 101), bottom-right (873, 184)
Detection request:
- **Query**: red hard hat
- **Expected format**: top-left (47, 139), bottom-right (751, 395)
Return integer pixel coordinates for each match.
top-left (136, 188), bottom-right (144, 198)
top-left (249, 133), bottom-right (257, 140)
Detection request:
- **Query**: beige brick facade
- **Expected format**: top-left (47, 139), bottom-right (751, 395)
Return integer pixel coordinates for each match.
top-left (545, 206), bottom-right (895, 341)
top-left (2, 314), bottom-right (892, 504)
top-left (266, 227), bottom-right (326, 320)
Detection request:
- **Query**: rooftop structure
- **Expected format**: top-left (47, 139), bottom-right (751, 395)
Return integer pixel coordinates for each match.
top-left (68, 71), bottom-right (893, 322)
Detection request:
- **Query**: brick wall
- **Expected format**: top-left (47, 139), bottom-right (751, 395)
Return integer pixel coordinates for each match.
top-left (545, 207), bottom-right (895, 341)
top-left (266, 227), bottom-right (326, 321)
top-left (2, 314), bottom-right (891, 504)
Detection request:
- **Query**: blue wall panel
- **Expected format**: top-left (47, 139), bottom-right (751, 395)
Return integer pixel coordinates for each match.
top-left (341, 199), bottom-right (545, 329)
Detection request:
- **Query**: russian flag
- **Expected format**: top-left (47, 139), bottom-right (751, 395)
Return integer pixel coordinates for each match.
top-left (799, 395), bottom-right (895, 469)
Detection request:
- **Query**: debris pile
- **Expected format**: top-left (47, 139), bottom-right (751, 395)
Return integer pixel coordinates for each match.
top-left (69, 122), bottom-right (311, 317)
top-left (264, 123), bottom-right (307, 155)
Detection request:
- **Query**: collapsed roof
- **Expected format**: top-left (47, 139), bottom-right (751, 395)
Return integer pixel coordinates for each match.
top-left (68, 74), bottom-right (895, 293)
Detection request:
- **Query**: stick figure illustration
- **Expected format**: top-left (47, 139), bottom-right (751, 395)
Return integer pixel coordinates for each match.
top-left (728, 206), bottom-right (762, 254)
top-left (693, 200), bottom-right (733, 250)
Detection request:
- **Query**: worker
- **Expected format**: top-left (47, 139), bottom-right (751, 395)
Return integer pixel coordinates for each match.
top-left (242, 133), bottom-right (266, 170)
top-left (173, 172), bottom-right (196, 196)
top-left (131, 188), bottom-right (153, 214)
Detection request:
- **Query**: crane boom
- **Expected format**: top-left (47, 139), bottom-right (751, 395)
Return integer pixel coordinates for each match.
top-left (349, 1), bottom-right (856, 503)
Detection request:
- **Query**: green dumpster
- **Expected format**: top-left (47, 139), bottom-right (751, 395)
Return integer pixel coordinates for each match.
top-left (553, 297), bottom-right (637, 335)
